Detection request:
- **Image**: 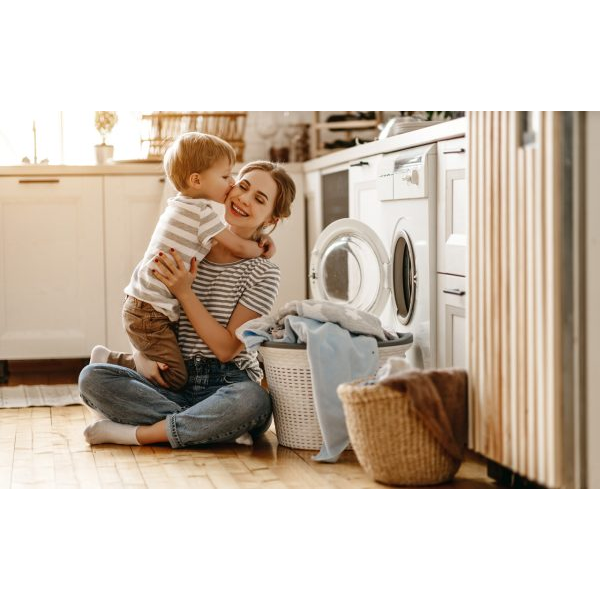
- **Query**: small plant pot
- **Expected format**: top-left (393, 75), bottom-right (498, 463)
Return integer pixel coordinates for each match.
top-left (95, 144), bottom-right (114, 164)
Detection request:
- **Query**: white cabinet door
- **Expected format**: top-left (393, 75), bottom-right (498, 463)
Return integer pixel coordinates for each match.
top-left (104, 175), bottom-right (166, 352)
top-left (0, 176), bottom-right (105, 359)
top-left (348, 154), bottom-right (382, 227)
top-left (436, 273), bottom-right (467, 369)
top-left (437, 138), bottom-right (467, 276)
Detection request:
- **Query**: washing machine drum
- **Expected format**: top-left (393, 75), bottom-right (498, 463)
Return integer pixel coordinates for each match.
top-left (309, 218), bottom-right (417, 324)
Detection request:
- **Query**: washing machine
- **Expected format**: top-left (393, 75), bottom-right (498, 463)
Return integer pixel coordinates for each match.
top-left (309, 143), bottom-right (437, 368)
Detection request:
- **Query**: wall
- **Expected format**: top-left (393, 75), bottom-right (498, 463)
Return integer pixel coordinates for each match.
top-left (243, 112), bottom-right (312, 162)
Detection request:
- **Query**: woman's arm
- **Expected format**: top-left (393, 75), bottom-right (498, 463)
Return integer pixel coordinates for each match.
top-left (177, 294), bottom-right (260, 362)
top-left (152, 250), bottom-right (260, 363)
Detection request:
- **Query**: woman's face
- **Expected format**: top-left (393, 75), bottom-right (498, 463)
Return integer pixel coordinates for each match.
top-left (224, 169), bottom-right (278, 233)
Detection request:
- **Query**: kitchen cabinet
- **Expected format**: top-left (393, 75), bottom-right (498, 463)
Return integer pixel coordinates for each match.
top-left (0, 176), bottom-right (105, 359)
top-left (437, 137), bottom-right (467, 276)
top-left (0, 165), bottom-right (307, 360)
top-left (436, 273), bottom-right (466, 369)
top-left (104, 175), bottom-right (166, 352)
top-left (436, 137), bottom-right (467, 369)
top-left (348, 155), bottom-right (382, 224)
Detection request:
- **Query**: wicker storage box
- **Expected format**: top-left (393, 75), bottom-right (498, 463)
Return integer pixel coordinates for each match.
top-left (337, 380), bottom-right (461, 486)
top-left (259, 336), bottom-right (412, 451)
top-left (141, 111), bottom-right (247, 162)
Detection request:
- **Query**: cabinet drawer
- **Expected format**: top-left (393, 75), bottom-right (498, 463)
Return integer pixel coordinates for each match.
top-left (437, 138), bottom-right (467, 276)
top-left (436, 273), bottom-right (467, 369)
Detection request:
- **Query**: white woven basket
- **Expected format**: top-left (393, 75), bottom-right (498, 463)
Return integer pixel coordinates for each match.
top-left (259, 339), bottom-right (412, 450)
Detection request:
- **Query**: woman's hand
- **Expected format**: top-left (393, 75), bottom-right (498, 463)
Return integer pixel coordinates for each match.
top-left (132, 349), bottom-right (170, 388)
top-left (152, 248), bottom-right (197, 300)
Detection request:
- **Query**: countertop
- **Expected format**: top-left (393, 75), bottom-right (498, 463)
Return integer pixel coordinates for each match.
top-left (302, 117), bottom-right (466, 172)
top-left (0, 161), bottom-right (305, 177)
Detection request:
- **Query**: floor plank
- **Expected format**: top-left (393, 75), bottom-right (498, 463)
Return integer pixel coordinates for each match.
top-left (0, 367), bottom-right (500, 489)
top-left (0, 403), bottom-right (499, 489)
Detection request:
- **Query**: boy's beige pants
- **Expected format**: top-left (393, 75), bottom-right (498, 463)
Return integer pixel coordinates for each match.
top-left (106, 296), bottom-right (188, 390)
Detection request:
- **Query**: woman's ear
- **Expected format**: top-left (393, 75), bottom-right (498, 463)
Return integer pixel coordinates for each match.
top-left (261, 218), bottom-right (278, 231)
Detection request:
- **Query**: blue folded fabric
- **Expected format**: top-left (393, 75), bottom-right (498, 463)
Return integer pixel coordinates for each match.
top-left (283, 316), bottom-right (378, 462)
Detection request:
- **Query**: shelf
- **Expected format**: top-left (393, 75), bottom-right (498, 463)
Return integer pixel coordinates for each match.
top-left (310, 111), bottom-right (383, 159)
top-left (313, 120), bottom-right (379, 131)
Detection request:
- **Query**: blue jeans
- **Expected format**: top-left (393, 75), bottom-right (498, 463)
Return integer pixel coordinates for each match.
top-left (78, 357), bottom-right (272, 448)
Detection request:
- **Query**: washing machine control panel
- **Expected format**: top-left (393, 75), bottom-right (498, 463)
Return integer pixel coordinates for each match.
top-left (377, 144), bottom-right (435, 201)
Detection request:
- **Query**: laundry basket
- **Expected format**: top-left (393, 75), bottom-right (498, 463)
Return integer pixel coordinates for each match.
top-left (258, 334), bottom-right (413, 450)
top-left (337, 377), bottom-right (463, 486)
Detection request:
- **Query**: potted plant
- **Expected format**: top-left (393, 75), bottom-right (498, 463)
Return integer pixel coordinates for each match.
top-left (94, 111), bottom-right (118, 164)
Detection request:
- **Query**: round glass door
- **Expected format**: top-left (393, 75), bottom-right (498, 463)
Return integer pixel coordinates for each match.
top-left (318, 234), bottom-right (382, 310)
top-left (310, 218), bottom-right (390, 315)
top-left (392, 230), bottom-right (416, 324)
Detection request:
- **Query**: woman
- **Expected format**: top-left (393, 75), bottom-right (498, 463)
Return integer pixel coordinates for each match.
top-left (78, 161), bottom-right (295, 448)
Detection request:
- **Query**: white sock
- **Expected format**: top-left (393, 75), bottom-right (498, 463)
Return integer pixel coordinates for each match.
top-left (84, 419), bottom-right (140, 445)
top-left (90, 344), bottom-right (111, 364)
top-left (235, 433), bottom-right (253, 446)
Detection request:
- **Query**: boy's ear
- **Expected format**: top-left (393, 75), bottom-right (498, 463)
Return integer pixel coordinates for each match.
top-left (189, 172), bottom-right (202, 187)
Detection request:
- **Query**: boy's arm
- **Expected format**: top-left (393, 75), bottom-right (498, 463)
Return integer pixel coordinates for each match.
top-left (213, 228), bottom-right (263, 259)
top-left (257, 233), bottom-right (276, 259)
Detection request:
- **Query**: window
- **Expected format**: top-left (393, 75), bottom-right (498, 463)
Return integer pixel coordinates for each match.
top-left (0, 111), bottom-right (146, 165)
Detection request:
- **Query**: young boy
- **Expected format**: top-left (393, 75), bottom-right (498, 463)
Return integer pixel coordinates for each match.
top-left (95, 132), bottom-right (272, 389)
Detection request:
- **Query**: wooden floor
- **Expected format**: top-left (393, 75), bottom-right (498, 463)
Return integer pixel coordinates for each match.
top-left (0, 359), bottom-right (500, 489)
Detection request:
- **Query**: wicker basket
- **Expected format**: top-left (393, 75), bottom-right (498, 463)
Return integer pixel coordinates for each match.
top-left (141, 111), bottom-right (247, 162)
top-left (337, 380), bottom-right (461, 486)
top-left (259, 336), bottom-right (412, 451)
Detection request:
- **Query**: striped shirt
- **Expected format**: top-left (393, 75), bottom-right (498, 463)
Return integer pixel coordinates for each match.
top-left (124, 195), bottom-right (226, 321)
top-left (178, 258), bottom-right (280, 382)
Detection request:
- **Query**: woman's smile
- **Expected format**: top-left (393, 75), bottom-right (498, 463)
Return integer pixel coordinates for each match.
top-left (229, 202), bottom-right (249, 217)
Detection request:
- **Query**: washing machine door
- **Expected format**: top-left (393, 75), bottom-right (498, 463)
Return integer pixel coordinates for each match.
top-left (309, 218), bottom-right (390, 315)
top-left (390, 225), bottom-right (418, 325)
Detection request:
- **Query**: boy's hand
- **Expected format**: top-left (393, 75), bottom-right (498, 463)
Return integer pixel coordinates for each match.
top-left (258, 234), bottom-right (276, 259)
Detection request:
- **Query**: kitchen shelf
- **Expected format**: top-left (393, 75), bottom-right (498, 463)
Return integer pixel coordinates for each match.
top-left (313, 119), bottom-right (380, 130)
top-left (310, 111), bottom-right (383, 158)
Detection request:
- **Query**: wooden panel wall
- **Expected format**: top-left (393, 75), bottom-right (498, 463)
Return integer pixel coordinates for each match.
top-left (467, 111), bottom-right (563, 487)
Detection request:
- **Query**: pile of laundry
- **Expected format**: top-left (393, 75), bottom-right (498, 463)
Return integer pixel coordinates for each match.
top-left (236, 299), bottom-right (402, 463)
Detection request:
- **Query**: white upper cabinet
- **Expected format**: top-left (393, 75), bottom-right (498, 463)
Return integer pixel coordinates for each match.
top-left (437, 137), bottom-right (467, 276)
top-left (0, 176), bottom-right (105, 359)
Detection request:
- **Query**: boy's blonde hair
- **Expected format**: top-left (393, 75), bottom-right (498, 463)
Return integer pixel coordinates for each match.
top-left (163, 132), bottom-right (236, 192)
top-left (237, 161), bottom-right (296, 229)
